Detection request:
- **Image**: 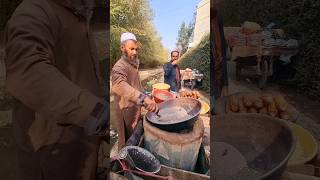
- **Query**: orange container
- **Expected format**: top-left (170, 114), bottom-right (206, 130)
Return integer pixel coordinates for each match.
top-left (152, 89), bottom-right (176, 104)
top-left (152, 83), bottom-right (170, 91)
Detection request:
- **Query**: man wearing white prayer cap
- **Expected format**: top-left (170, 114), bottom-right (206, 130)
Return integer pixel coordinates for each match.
top-left (120, 32), bottom-right (137, 43)
top-left (111, 32), bottom-right (158, 149)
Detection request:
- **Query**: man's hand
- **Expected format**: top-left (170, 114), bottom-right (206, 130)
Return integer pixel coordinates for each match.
top-left (143, 96), bottom-right (159, 112)
top-left (171, 60), bottom-right (178, 65)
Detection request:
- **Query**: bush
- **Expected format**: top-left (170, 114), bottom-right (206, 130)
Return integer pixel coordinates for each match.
top-left (179, 34), bottom-right (210, 93)
top-left (220, 0), bottom-right (320, 97)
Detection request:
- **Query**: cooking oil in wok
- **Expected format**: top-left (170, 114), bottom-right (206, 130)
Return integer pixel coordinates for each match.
top-left (152, 107), bottom-right (190, 122)
top-left (213, 142), bottom-right (262, 180)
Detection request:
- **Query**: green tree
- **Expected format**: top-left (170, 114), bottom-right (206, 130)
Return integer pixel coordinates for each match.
top-left (110, 0), bottom-right (168, 69)
top-left (176, 21), bottom-right (194, 55)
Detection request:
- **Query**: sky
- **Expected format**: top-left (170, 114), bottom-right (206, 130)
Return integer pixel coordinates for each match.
top-left (149, 0), bottom-right (200, 51)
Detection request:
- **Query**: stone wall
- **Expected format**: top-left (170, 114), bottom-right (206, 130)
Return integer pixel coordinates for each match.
top-left (192, 0), bottom-right (210, 46)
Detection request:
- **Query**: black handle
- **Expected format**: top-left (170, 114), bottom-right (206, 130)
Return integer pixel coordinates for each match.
top-left (125, 121), bottom-right (144, 146)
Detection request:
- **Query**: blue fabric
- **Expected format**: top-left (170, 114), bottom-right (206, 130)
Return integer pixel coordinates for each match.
top-left (163, 62), bottom-right (178, 92)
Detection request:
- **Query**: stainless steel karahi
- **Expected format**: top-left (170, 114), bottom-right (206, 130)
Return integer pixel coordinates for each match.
top-left (145, 97), bottom-right (202, 132)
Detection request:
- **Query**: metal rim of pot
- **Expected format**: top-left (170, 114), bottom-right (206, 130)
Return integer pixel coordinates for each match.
top-left (259, 116), bottom-right (296, 179)
top-left (213, 114), bottom-right (296, 179)
top-left (214, 93), bottom-right (297, 179)
top-left (146, 97), bottom-right (201, 125)
top-left (145, 97), bottom-right (202, 131)
top-left (119, 146), bottom-right (161, 174)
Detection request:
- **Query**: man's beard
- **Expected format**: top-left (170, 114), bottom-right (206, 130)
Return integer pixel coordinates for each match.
top-left (124, 51), bottom-right (137, 61)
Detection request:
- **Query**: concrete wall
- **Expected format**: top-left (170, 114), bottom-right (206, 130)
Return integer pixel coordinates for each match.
top-left (192, 0), bottom-right (210, 46)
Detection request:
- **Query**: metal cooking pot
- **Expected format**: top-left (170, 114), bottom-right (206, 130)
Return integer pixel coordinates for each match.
top-left (213, 114), bottom-right (295, 180)
top-left (145, 98), bottom-right (201, 132)
top-left (119, 146), bottom-right (161, 174)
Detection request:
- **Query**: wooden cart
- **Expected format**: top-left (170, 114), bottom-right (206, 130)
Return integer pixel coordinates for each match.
top-left (231, 45), bottom-right (299, 88)
top-left (227, 29), bottom-right (299, 89)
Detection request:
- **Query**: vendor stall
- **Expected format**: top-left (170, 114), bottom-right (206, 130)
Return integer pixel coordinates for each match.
top-left (227, 22), bottom-right (299, 88)
top-left (180, 68), bottom-right (204, 90)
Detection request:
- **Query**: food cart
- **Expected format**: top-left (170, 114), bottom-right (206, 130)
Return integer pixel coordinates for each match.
top-left (181, 68), bottom-right (204, 90)
top-left (227, 23), bottom-right (299, 88)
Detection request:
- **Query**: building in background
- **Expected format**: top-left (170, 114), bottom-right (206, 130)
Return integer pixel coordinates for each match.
top-left (191, 0), bottom-right (210, 47)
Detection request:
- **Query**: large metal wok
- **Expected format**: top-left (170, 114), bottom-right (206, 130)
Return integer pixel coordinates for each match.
top-left (213, 114), bottom-right (295, 180)
top-left (145, 98), bottom-right (201, 132)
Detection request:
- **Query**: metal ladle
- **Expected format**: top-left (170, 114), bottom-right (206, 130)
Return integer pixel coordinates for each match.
top-left (155, 109), bottom-right (161, 117)
top-left (143, 94), bottom-right (161, 117)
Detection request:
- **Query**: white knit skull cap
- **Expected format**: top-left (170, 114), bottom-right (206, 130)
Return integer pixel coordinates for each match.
top-left (121, 32), bottom-right (137, 43)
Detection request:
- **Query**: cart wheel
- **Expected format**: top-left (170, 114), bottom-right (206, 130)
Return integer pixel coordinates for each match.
top-left (258, 60), bottom-right (268, 89)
